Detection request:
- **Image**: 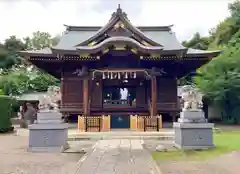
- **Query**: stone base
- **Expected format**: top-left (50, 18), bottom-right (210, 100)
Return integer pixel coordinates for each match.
top-left (28, 144), bottom-right (69, 153)
top-left (28, 111), bottom-right (68, 153)
top-left (173, 122), bottom-right (214, 150)
top-left (178, 110), bottom-right (207, 123)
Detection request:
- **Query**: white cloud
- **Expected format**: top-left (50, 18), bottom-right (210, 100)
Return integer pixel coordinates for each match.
top-left (0, 0), bottom-right (234, 43)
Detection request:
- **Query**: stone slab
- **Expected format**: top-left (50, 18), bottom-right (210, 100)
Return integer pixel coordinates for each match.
top-left (72, 139), bottom-right (161, 174)
top-left (173, 122), bottom-right (214, 128)
top-left (27, 145), bottom-right (68, 152)
top-left (36, 120), bottom-right (63, 124)
top-left (37, 111), bottom-right (62, 120)
top-left (178, 110), bottom-right (207, 123)
top-left (29, 123), bottom-right (68, 129)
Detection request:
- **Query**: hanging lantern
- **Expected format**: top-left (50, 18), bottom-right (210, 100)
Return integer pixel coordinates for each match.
top-left (107, 72), bottom-right (110, 79)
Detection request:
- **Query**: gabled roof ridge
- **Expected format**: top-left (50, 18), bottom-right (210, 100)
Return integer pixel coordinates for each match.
top-left (64, 25), bottom-right (173, 32)
top-left (76, 5), bottom-right (164, 46)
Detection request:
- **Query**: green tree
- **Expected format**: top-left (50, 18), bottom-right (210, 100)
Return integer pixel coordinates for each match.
top-left (195, 38), bottom-right (240, 123)
top-left (0, 66), bottom-right (59, 96)
top-left (24, 31), bottom-right (60, 50)
top-left (0, 36), bottom-right (25, 69)
top-left (182, 32), bottom-right (210, 50)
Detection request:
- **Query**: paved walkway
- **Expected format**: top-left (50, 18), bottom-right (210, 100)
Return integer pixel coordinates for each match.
top-left (73, 139), bottom-right (161, 174)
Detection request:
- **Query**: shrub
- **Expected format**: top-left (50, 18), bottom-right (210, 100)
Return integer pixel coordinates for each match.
top-left (0, 95), bottom-right (14, 133)
top-left (11, 98), bottom-right (20, 117)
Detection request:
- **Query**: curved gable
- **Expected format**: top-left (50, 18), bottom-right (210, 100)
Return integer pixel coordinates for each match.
top-left (77, 5), bottom-right (162, 47)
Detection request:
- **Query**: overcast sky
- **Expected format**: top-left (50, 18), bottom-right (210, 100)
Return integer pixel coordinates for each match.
top-left (0, 0), bottom-right (235, 43)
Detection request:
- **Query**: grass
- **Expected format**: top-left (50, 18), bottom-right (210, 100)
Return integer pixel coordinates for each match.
top-left (152, 130), bottom-right (240, 161)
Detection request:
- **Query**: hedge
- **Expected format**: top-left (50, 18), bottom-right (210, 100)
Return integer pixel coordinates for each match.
top-left (0, 95), bottom-right (14, 133)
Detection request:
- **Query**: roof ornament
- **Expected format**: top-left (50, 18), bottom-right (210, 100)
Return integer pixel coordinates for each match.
top-left (117, 4), bottom-right (122, 14)
top-left (110, 4), bottom-right (129, 21)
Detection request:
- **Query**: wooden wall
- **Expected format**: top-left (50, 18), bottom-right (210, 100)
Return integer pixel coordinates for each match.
top-left (136, 85), bottom-right (146, 107)
top-left (156, 77), bottom-right (177, 103)
top-left (90, 80), bottom-right (103, 108)
top-left (156, 77), bottom-right (178, 111)
top-left (61, 77), bottom-right (84, 112)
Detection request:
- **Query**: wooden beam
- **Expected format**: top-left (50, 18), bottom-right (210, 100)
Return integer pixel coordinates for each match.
top-left (83, 78), bottom-right (89, 116)
top-left (60, 77), bottom-right (64, 107)
top-left (151, 75), bottom-right (157, 116)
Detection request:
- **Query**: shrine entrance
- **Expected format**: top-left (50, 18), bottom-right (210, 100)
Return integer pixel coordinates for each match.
top-left (103, 86), bottom-right (136, 107)
top-left (110, 115), bottom-right (130, 129)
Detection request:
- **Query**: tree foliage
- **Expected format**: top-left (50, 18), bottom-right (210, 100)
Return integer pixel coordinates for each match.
top-left (0, 31), bottom-right (60, 95)
top-left (0, 66), bottom-right (59, 96)
top-left (24, 31), bottom-right (60, 50)
top-left (0, 36), bottom-right (25, 69)
top-left (182, 0), bottom-right (240, 123)
top-left (182, 32), bottom-right (210, 50)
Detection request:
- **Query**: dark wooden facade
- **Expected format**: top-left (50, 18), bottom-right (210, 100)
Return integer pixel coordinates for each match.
top-left (20, 5), bottom-right (221, 124)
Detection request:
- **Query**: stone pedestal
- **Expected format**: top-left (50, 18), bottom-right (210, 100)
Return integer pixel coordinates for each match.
top-left (178, 110), bottom-right (207, 123)
top-left (28, 111), bottom-right (68, 152)
top-left (173, 110), bottom-right (214, 150)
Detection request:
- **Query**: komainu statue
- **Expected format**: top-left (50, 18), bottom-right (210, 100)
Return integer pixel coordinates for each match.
top-left (181, 85), bottom-right (203, 111)
top-left (38, 86), bottom-right (61, 112)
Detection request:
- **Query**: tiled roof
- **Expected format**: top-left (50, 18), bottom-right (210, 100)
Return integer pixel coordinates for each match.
top-left (17, 92), bottom-right (46, 101)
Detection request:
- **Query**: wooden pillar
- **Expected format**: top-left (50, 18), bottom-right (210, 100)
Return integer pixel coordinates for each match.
top-left (151, 75), bottom-right (157, 116)
top-left (60, 77), bottom-right (64, 106)
top-left (83, 78), bottom-right (89, 116)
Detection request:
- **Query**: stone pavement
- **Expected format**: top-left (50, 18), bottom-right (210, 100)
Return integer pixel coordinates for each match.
top-left (72, 139), bottom-right (161, 174)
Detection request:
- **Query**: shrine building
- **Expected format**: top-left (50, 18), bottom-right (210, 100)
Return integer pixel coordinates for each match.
top-left (20, 5), bottom-right (221, 132)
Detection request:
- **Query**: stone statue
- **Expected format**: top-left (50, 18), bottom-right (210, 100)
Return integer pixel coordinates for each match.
top-left (38, 86), bottom-right (61, 112)
top-left (28, 85), bottom-right (68, 152)
top-left (174, 85), bottom-right (214, 150)
top-left (181, 85), bottom-right (203, 111)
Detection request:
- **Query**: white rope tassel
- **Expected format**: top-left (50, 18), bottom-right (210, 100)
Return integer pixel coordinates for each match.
top-left (118, 72), bottom-right (121, 79)
top-left (133, 72), bottom-right (136, 78)
top-left (125, 72), bottom-right (128, 79)
top-left (102, 72), bottom-right (106, 79)
top-left (114, 72), bottom-right (118, 79)
top-left (110, 72), bottom-right (113, 79)
top-left (107, 72), bottom-right (110, 79)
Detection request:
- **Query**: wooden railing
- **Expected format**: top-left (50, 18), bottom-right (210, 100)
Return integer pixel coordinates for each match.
top-left (85, 116), bottom-right (102, 132)
top-left (137, 115), bottom-right (159, 131)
